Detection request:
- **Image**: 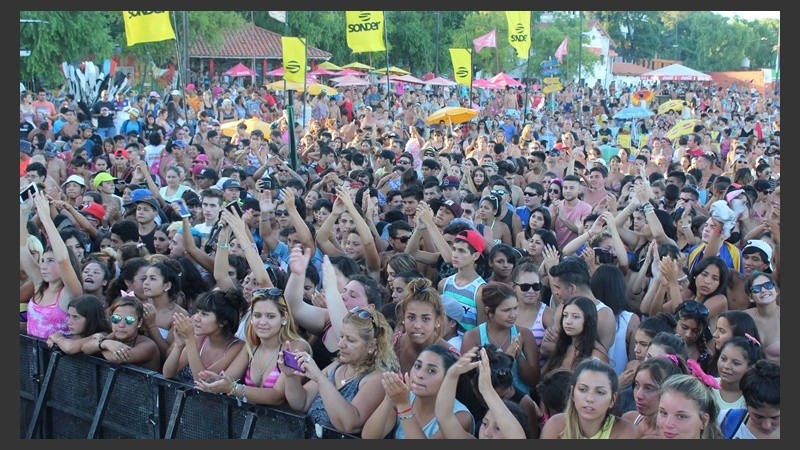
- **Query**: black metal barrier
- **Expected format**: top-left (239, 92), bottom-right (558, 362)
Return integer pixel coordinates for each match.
top-left (19, 335), bottom-right (359, 439)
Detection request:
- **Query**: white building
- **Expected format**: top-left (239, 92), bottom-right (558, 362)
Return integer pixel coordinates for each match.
top-left (579, 19), bottom-right (618, 89)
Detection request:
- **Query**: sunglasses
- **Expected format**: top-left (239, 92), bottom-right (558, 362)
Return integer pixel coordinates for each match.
top-left (677, 301), bottom-right (709, 318)
top-left (274, 210), bottom-right (290, 217)
top-left (750, 281), bottom-right (775, 294)
top-left (490, 189), bottom-right (506, 196)
top-left (254, 287), bottom-right (283, 297)
top-left (393, 235), bottom-right (411, 243)
top-left (549, 189), bottom-right (561, 194)
top-left (523, 191), bottom-right (540, 197)
top-left (547, 151), bottom-right (560, 157)
top-left (350, 306), bottom-right (378, 331)
top-left (515, 282), bottom-right (541, 292)
top-left (110, 314), bottom-right (137, 325)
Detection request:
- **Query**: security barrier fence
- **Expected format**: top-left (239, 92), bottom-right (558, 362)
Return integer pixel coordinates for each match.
top-left (19, 335), bottom-right (358, 439)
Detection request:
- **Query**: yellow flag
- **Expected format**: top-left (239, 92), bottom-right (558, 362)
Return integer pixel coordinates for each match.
top-left (282, 37), bottom-right (307, 84)
top-left (505, 11), bottom-right (531, 59)
top-left (123, 11), bottom-right (176, 46)
top-left (449, 48), bottom-right (472, 88)
top-left (345, 11), bottom-right (386, 53)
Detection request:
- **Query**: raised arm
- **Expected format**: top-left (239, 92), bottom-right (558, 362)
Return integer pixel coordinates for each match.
top-left (224, 209), bottom-right (272, 287)
top-left (211, 221), bottom-right (237, 292)
top-left (435, 348), bottom-right (479, 439)
top-left (20, 200), bottom-right (43, 287)
top-left (314, 195), bottom-right (346, 257)
top-left (33, 192), bottom-right (82, 311)
top-left (281, 188), bottom-right (316, 252)
top-left (285, 245), bottom-right (328, 335)
top-left (476, 347), bottom-right (527, 438)
top-left (336, 186), bottom-right (380, 277)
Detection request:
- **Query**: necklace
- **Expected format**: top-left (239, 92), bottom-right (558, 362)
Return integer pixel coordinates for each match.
top-left (251, 346), bottom-right (280, 387)
top-left (339, 364), bottom-right (356, 387)
top-left (487, 327), bottom-right (510, 349)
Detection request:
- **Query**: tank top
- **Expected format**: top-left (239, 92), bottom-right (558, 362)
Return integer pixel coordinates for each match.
top-left (588, 415), bottom-right (615, 439)
top-left (26, 289), bottom-right (69, 339)
top-left (173, 336), bottom-right (239, 383)
top-left (245, 365), bottom-right (281, 389)
top-left (529, 302), bottom-right (548, 368)
top-left (393, 392), bottom-right (474, 439)
top-left (442, 274), bottom-right (486, 331)
top-left (608, 311), bottom-right (633, 375)
top-left (477, 323), bottom-right (529, 395)
top-left (307, 363), bottom-right (365, 438)
top-left (310, 323), bottom-right (339, 370)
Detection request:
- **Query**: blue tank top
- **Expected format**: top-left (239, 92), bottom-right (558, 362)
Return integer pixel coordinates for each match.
top-left (442, 274), bottom-right (486, 331)
top-left (393, 392), bottom-right (474, 439)
top-left (307, 363), bottom-right (364, 438)
top-left (477, 323), bottom-right (529, 396)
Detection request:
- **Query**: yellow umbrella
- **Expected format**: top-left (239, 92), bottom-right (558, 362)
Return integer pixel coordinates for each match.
top-left (342, 61), bottom-right (374, 71)
top-left (317, 61), bottom-right (342, 71)
top-left (425, 106), bottom-right (479, 126)
top-left (372, 66), bottom-right (410, 75)
top-left (219, 118), bottom-right (273, 138)
top-left (665, 119), bottom-right (700, 141)
top-left (658, 99), bottom-right (685, 115)
top-left (263, 81), bottom-right (337, 96)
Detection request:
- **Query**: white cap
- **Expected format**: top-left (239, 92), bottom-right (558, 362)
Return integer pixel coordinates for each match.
top-left (743, 240), bottom-right (774, 271)
top-left (61, 174), bottom-right (86, 188)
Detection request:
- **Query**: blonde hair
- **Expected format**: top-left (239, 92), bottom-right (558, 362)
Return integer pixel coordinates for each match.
top-left (26, 235), bottom-right (44, 264)
top-left (244, 291), bottom-right (307, 358)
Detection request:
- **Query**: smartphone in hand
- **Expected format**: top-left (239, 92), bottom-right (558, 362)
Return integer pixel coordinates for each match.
top-left (20, 182), bottom-right (39, 204)
top-left (175, 199), bottom-right (192, 218)
top-left (282, 350), bottom-right (306, 373)
top-left (225, 200), bottom-right (243, 216)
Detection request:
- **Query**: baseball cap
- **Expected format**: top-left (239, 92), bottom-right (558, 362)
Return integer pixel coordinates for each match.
top-left (441, 176), bottom-right (460, 189)
top-left (171, 139), bottom-right (188, 149)
top-left (441, 295), bottom-right (466, 332)
top-left (78, 121), bottom-right (93, 131)
top-left (113, 148), bottom-right (129, 158)
top-left (43, 142), bottom-right (58, 157)
top-left (222, 179), bottom-right (245, 191)
top-left (170, 89), bottom-right (181, 96)
top-left (20, 140), bottom-right (32, 156)
top-left (725, 188), bottom-right (746, 204)
top-left (455, 229), bottom-right (486, 254)
top-left (442, 199), bottom-right (463, 218)
top-left (193, 154), bottom-right (209, 164)
top-left (80, 203), bottom-right (106, 222)
top-left (186, 83), bottom-right (196, 91)
top-left (148, 91), bottom-right (160, 98)
top-left (125, 188), bottom-right (160, 210)
top-left (61, 174), bottom-right (86, 188)
top-left (195, 167), bottom-right (219, 180)
top-left (243, 165), bottom-right (259, 178)
top-left (743, 240), bottom-right (774, 271)
top-left (93, 172), bottom-right (118, 188)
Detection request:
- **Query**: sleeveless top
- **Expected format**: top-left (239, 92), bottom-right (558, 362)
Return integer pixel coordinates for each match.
top-left (528, 302), bottom-right (548, 368)
top-left (442, 274), bottom-right (486, 331)
top-left (608, 311), bottom-right (634, 375)
top-left (310, 323), bottom-right (339, 370)
top-left (26, 289), bottom-right (69, 339)
top-left (477, 323), bottom-right (529, 396)
top-left (307, 363), bottom-right (365, 437)
top-left (393, 392), bottom-right (474, 439)
top-left (588, 415), bottom-right (615, 439)
top-left (173, 336), bottom-right (239, 383)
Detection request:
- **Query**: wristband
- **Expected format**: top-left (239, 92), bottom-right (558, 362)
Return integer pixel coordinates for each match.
top-left (397, 410), bottom-right (415, 421)
top-left (216, 243), bottom-right (230, 249)
top-left (395, 405), bottom-right (413, 415)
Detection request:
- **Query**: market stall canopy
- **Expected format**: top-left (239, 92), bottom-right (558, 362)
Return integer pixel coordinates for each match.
top-left (342, 62), bottom-right (374, 71)
top-left (335, 68), bottom-right (367, 76)
top-left (224, 63), bottom-right (257, 78)
top-left (613, 105), bottom-right (653, 120)
top-left (426, 76), bottom-right (457, 87)
top-left (377, 74), bottom-right (426, 85)
top-left (473, 78), bottom-right (502, 90)
top-left (640, 63), bottom-right (712, 82)
top-left (425, 106), bottom-right (479, 126)
top-left (372, 66), bottom-right (410, 75)
top-left (490, 72), bottom-right (524, 88)
top-left (317, 61), bottom-right (342, 71)
top-left (332, 75), bottom-right (371, 87)
top-left (309, 68), bottom-right (338, 76)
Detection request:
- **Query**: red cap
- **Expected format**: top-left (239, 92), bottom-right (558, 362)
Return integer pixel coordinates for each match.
top-left (114, 148), bottom-right (129, 158)
top-left (455, 229), bottom-right (485, 254)
top-left (80, 202), bottom-right (106, 221)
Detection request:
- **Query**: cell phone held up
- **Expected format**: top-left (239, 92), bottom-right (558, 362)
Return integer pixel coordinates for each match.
top-left (225, 200), bottom-right (243, 217)
top-left (282, 350), bottom-right (306, 373)
top-left (175, 199), bottom-right (192, 218)
top-left (20, 182), bottom-right (39, 204)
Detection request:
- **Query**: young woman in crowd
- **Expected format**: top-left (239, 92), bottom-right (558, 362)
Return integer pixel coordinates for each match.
top-left (717, 359), bottom-right (780, 439)
top-left (46, 294), bottom-right (111, 354)
top-left (621, 355), bottom-right (689, 438)
top-left (745, 271), bottom-right (780, 365)
top-left (511, 259), bottom-right (553, 369)
top-left (707, 310), bottom-right (760, 376)
top-left (542, 296), bottom-right (608, 375)
top-left (712, 336), bottom-right (765, 413)
top-left (656, 372), bottom-right (724, 439)
top-left (516, 206), bottom-right (552, 249)
top-left (540, 358), bottom-right (638, 439)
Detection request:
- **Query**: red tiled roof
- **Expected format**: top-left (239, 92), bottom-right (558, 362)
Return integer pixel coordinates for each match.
top-left (189, 24), bottom-right (331, 60)
top-left (612, 62), bottom-right (650, 76)
top-left (585, 46), bottom-right (618, 57)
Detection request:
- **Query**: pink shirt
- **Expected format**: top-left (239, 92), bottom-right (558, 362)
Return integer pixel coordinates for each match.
top-left (549, 200), bottom-right (592, 249)
top-left (26, 291), bottom-right (69, 339)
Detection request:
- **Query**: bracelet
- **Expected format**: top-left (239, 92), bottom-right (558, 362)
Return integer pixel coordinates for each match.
top-left (397, 410), bottom-right (415, 421)
top-left (97, 338), bottom-right (105, 351)
top-left (228, 380), bottom-right (239, 396)
top-left (395, 405), bottom-right (413, 415)
top-left (216, 243), bottom-right (230, 249)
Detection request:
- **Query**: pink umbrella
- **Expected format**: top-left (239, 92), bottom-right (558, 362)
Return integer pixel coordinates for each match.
top-left (377, 74), bottom-right (426, 85)
top-left (332, 75), bottom-right (371, 87)
top-left (264, 67), bottom-right (284, 77)
top-left (224, 63), bottom-right (258, 78)
top-left (335, 68), bottom-right (366, 76)
top-left (427, 76), bottom-right (456, 87)
top-left (490, 72), bottom-right (523, 88)
top-left (473, 78), bottom-right (502, 89)
top-left (309, 67), bottom-right (337, 76)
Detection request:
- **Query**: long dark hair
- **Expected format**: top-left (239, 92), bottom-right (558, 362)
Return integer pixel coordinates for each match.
top-left (194, 289), bottom-right (248, 338)
top-left (67, 294), bottom-right (112, 337)
top-left (688, 256), bottom-right (729, 300)
top-left (544, 296), bottom-right (600, 374)
top-left (523, 207), bottom-right (553, 240)
top-left (590, 264), bottom-right (629, 322)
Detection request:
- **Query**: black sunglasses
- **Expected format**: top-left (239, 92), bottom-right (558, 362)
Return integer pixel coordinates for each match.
top-left (548, 188), bottom-right (561, 194)
top-left (677, 301), bottom-right (709, 318)
top-left (515, 282), bottom-right (541, 292)
top-left (274, 210), bottom-right (290, 217)
top-left (750, 281), bottom-right (775, 294)
top-left (393, 235), bottom-right (411, 243)
top-left (547, 150), bottom-right (560, 157)
top-left (523, 191), bottom-right (539, 197)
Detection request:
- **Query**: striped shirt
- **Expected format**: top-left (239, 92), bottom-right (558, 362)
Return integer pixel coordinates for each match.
top-left (442, 274), bottom-right (486, 331)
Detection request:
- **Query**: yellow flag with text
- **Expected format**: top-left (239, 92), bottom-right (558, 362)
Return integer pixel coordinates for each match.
top-left (123, 11), bottom-right (176, 46)
top-left (505, 11), bottom-right (531, 59)
top-left (449, 48), bottom-right (472, 87)
top-left (345, 11), bottom-right (386, 53)
top-left (282, 37), bottom-right (307, 84)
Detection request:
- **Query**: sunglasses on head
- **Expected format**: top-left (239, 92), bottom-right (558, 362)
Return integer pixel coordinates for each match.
top-left (110, 314), bottom-right (137, 325)
top-left (393, 235), bottom-right (411, 243)
top-left (254, 287), bottom-right (283, 297)
top-left (750, 281), bottom-right (775, 294)
top-left (677, 301), bottom-right (709, 318)
top-left (350, 306), bottom-right (378, 330)
top-left (515, 282), bottom-right (541, 292)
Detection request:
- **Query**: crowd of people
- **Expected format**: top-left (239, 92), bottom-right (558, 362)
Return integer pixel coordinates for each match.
top-left (20, 72), bottom-right (780, 439)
